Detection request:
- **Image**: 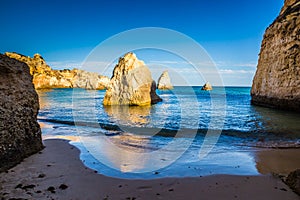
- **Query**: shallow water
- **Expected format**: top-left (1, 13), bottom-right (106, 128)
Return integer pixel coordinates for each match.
top-left (38, 87), bottom-right (300, 178)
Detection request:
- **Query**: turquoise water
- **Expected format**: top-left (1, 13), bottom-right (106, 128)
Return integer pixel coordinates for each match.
top-left (38, 87), bottom-right (300, 178)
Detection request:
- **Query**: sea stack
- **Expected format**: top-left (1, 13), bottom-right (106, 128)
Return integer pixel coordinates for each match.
top-left (251, 0), bottom-right (300, 111)
top-left (0, 54), bottom-right (43, 172)
top-left (103, 52), bottom-right (162, 106)
top-left (201, 82), bottom-right (213, 91)
top-left (157, 70), bottom-right (173, 90)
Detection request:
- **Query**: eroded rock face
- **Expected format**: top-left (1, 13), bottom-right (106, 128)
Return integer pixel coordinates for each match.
top-left (201, 82), bottom-right (213, 91)
top-left (103, 52), bottom-right (162, 105)
top-left (0, 54), bottom-right (43, 172)
top-left (5, 52), bottom-right (109, 90)
top-left (251, 0), bottom-right (300, 111)
top-left (157, 70), bottom-right (173, 90)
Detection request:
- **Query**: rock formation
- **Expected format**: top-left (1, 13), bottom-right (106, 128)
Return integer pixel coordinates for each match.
top-left (251, 0), bottom-right (300, 111)
top-left (157, 70), bottom-right (173, 90)
top-left (285, 169), bottom-right (300, 195)
top-left (0, 54), bottom-right (43, 172)
top-left (103, 52), bottom-right (162, 106)
top-left (5, 52), bottom-right (110, 90)
top-left (201, 82), bottom-right (213, 91)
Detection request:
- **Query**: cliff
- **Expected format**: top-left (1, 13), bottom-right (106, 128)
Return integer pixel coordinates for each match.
top-left (0, 54), bottom-right (43, 172)
top-left (251, 0), bottom-right (300, 111)
top-left (103, 52), bottom-right (162, 105)
top-left (5, 52), bottom-right (110, 90)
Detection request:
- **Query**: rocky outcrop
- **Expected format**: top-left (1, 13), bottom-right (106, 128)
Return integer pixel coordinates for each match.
top-left (5, 52), bottom-right (109, 90)
top-left (285, 169), bottom-right (300, 195)
top-left (157, 70), bottom-right (173, 90)
top-left (0, 54), bottom-right (43, 172)
top-left (103, 52), bottom-right (162, 106)
top-left (72, 69), bottom-right (110, 90)
top-left (201, 82), bottom-right (213, 91)
top-left (251, 0), bottom-right (300, 111)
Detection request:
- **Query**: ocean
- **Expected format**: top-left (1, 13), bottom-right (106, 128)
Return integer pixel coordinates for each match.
top-left (38, 87), bottom-right (300, 178)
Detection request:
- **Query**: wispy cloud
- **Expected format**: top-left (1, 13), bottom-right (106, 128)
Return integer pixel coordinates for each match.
top-left (215, 61), bottom-right (257, 68)
top-left (219, 69), bottom-right (256, 74)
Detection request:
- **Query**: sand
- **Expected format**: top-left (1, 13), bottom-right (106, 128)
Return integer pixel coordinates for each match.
top-left (0, 139), bottom-right (299, 200)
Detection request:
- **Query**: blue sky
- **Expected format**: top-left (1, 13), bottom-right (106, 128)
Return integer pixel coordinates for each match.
top-left (0, 0), bottom-right (283, 86)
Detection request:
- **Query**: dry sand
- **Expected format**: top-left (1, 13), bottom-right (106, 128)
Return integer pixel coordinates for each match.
top-left (0, 139), bottom-right (299, 200)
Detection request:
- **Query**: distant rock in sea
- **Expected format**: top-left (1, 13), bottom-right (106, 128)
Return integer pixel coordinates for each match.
top-left (0, 54), bottom-right (43, 172)
top-left (157, 70), bottom-right (173, 90)
top-left (201, 82), bottom-right (213, 91)
top-left (251, 0), bottom-right (300, 111)
top-left (5, 52), bottom-right (110, 90)
top-left (103, 52), bottom-right (162, 105)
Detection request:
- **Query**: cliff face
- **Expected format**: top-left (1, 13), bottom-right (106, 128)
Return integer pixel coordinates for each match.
top-left (5, 52), bottom-right (110, 90)
top-left (251, 0), bottom-right (300, 111)
top-left (0, 54), bottom-right (43, 172)
top-left (103, 52), bottom-right (162, 106)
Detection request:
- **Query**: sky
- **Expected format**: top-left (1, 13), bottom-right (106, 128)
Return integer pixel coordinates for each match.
top-left (0, 0), bottom-right (284, 86)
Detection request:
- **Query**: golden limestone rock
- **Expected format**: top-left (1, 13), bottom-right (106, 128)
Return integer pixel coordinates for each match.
top-left (103, 52), bottom-right (162, 106)
top-left (5, 52), bottom-right (110, 90)
top-left (157, 70), bottom-right (173, 90)
top-left (201, 82), bottom-right (213, 91)
top-left (251, 0), bottom-right (300, 111)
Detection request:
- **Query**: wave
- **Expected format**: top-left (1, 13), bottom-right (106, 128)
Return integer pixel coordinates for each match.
top-left (38, 118), bottom-right (300, 147)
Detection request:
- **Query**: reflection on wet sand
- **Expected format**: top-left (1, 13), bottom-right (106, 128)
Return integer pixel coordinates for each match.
top-left (80, 135), bottom-right (154, 173)
top-left (254, 149), bottom-right (300, 175)
top-left (104, 105), bottom-right (151, 126)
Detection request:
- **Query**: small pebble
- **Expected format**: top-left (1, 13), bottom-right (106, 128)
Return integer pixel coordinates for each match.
top-left (47, 186), bottom-right (56, 193)
top-left (59, 184), bottom-right (68, 190)
top-left (38, 174), bottom-right (46, 178)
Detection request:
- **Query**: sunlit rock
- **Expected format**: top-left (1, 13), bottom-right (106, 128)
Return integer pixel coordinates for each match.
top-left (251, 0), bottom-right (300, 111)
top-left (201, 82), bottom-right (213, 91)
top-left (103, 52), bottom-right (162, 106)
top-left (157, 70), bottom-right (173, 90)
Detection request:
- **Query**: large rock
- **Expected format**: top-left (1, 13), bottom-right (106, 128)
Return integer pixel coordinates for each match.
top-left (201, 82), bottom-right (213, 91)
top-left (157, 70), bottom-right (173, 90)
top-left (0, 54), bottom-right (43, 172)
top-left (251, 0), bottom-right (300, 111)
top-left (285, 169), bottom-right (300, 195)
top-left (103, 52), bottom-right (162, 105)
top-left (5, 52), bottom-right (109, 90)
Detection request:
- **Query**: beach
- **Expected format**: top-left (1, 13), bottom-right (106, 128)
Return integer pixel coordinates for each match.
top-left (0, 139), bottom-right (299, 200)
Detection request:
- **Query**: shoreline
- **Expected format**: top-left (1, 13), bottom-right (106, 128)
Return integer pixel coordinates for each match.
top-left (0, 139), bottom-right (299, 200)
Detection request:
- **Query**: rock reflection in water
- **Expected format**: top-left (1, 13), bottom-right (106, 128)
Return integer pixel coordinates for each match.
top-left (104, 105), bottom-right (151, 126)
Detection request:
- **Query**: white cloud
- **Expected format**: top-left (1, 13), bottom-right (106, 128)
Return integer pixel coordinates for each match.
top-left (219, 69), bottom-right (255, 74)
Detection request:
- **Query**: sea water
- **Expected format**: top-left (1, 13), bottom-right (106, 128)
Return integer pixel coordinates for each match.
top-left (38, 87), bottom-right (300, 178)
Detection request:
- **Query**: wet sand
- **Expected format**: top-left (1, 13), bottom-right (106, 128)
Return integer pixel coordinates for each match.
top-left (0, 139), bottom-right (299, 200)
